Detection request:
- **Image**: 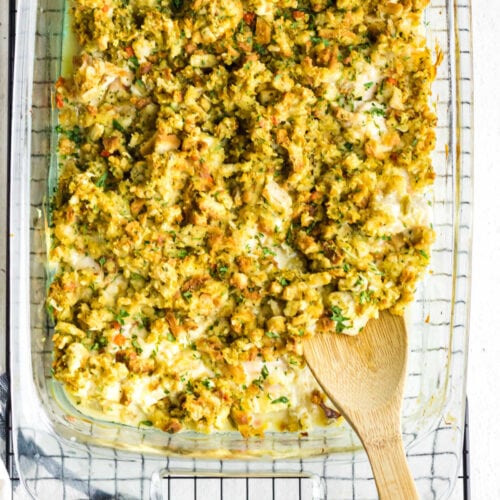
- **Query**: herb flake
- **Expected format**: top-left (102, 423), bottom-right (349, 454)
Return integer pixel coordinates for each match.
top-left (271, 396), bottom-right (289, 404)
top-left (330, 306), bottom-right (350, 333)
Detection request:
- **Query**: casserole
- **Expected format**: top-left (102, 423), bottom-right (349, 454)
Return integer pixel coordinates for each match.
top-left (49, 0), bottom-right (437, 439)
top-left (9, 0), bottom-right (472, 498)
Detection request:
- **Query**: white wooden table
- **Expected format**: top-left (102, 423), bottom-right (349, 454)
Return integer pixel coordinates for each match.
top-left (469, 1), bottom-right (500, 499)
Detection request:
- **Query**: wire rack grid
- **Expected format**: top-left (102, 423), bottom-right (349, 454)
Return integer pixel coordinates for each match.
top-left (6, 0), bottom-right (472, 498)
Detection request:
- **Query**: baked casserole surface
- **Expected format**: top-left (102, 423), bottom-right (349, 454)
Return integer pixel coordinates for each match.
top-left (49, 0), bottom-right (436, 436)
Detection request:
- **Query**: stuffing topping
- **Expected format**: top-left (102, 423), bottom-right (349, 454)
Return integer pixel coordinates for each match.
top-left (49, 0), bottom-right (435, 436)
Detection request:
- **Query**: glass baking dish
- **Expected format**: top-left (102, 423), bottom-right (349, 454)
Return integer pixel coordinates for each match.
top-left (9, 0), bottom-right (472, 498)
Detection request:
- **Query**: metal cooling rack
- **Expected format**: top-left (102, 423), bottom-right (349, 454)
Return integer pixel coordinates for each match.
top-left (2, 399), bottom-right (471, 498)
top-left (4, 0), bottom-right (472, 498)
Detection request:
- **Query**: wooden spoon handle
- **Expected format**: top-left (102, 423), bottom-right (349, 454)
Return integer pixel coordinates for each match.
top-left (364, 435), bottom-right (419, 500)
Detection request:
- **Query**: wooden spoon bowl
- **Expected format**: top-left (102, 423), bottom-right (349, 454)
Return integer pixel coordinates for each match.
top-left (304, 311), bottom-right (418, 500)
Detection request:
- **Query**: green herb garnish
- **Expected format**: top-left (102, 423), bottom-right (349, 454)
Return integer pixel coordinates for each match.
top-left (252, 378), bottom-right (264, 390)
top-left (96, 172), bottom-right (107, 188)
top-left (67, 126), bottom-right (83, 144)
top-left (418, 249), bottom-right (429, 259)
top-left (359, 290), bottom-right (373, 305)
top-left (311, 36), bottom-right (330, 46)
top-left (115, 309), bottom-right (129, 325)
top-left (131, 335), bottom-right (142, 353)
top-left (91, 335), bottom-right (108, 351)
top-left (112, 119), bottom-right (126, 133)
top-left (129, 56), bottom-right (139, 69)
top-left (330, 305), bottom-right (350, 333)
top-left (368, 104), bottom-right (386, 117)
top-left (262, 247), bottom-right (276, 256)
top-left (202, 379), bottom-right (213, 389)
top-left (271, 396), bottom-right (289, 404)
top-left (254, 43), bottom-right (267, 55)
top-left (265, 331), bottom-right (280, 339)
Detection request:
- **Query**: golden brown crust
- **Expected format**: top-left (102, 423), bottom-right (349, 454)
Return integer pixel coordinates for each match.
top-left (49, 0), bottom-right (435, 436)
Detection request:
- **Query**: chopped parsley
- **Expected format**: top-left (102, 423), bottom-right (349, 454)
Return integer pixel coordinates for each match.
top-left (368, 104), bottom-right (386, 117)
top-left (128, 56), bottom-right (139, 69)
top-left (330, 306), bottom-right (350, 333)
top-left (254, 43), bottom-right (267, 55)
top-left (359, 290), bottom-right (373, 305)
top-left (131, 335), bottom-right (142, 353)
top-left (66, 126), bottom-right (83, 145)
top-left (418, 249), bottom-right (429, 259)
top-left (90, 335), bottom-right (108, 351)
top-left (271, 396), bottom-right (289, 405)
top-left (311, 36), bottom-right (330, 46)
top-left (202, 379), bottom-right (213, 389)
top-left (265, 331), bottom-right (280, 339)
top-left (115, 309), bottom-right (129, 325)
top-left (218, 265), bottom-right (228, 276)
top-left (112, 119), bottom-right (126, 133)
top-left (252, 378), bottom-right (264, 390)
top-left (95, 172), bottom-right (107, 188)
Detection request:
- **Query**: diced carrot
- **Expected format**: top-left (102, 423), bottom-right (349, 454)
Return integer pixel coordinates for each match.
top-left (111, 321), bottom-right (121, 330)
top-left (55, 77), bottom-right (65, 88)
top-left (100, 150), bottom-right (111, 158)
top-left (55, 93), bottom-right (64, 109)
top-left (386, 77), bottom-right (397, 85)
top-left (62, 282), bottom-right (76, 291)
top-left (292, 10), bottom-right (305, 20)
top-left (310, 191), bottom-right (322, 202)
top-left (243, 12), bottom-right (255, 25)
top-left (125, 46), bottom-right (135, 58)
top-left (113, 333), bottom-right (126, 346)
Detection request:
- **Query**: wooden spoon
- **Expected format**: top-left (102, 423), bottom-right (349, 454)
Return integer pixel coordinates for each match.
top-left (303, 311), bottom-right (418, 500)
